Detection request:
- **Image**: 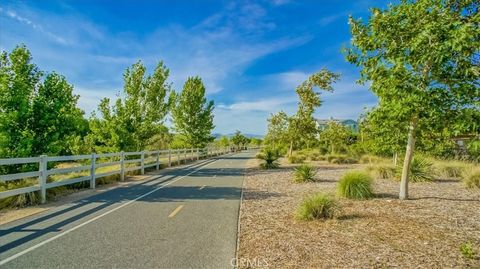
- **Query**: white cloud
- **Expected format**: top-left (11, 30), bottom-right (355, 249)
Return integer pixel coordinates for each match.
top-left (74, 87), bottom-right (119, 116)
top-left (218, 96), bottom-right (296, 112)
top-left (1, 8), bottom-right (69, 45)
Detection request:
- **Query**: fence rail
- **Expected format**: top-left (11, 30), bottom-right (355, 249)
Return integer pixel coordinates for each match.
top-left (0, 147), bottom-right (232, 203)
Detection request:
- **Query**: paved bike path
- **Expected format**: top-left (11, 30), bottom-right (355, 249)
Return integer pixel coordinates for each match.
top-left (0, 151), bottom-right (254, 269)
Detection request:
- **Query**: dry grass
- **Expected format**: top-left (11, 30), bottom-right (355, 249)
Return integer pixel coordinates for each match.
top-left (238, 159), bottom-right (480, 268)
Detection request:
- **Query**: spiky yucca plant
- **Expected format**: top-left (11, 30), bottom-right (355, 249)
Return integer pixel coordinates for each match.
top-left (257, 148), bottom-right (280, 169)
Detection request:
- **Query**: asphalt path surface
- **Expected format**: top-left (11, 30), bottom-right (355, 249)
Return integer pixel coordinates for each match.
top-left (0, 151), bottom-right (255, 269)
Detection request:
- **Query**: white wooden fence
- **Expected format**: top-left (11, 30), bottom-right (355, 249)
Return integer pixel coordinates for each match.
top-left (0, 147), bottom-right (230, 204)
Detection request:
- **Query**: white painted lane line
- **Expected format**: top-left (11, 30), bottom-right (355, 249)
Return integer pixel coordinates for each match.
top-left (168, 205), bottom-right (184, 218)
top-left (0, 157), bottom-right (222, 266)
top-left (199, 185), bottom-right (206, 190)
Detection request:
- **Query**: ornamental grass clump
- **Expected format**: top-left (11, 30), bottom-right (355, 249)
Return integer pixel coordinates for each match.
top-left (293, 164), bottom-right (317, 183)
top-left (462, 168), bottom-right (480, 189)
top-left (337, 171), bottom-right (374, 199)
top-left (288, 154), bottom-right (306, 164)
top-left (296, 193), bottom-right (339, 220)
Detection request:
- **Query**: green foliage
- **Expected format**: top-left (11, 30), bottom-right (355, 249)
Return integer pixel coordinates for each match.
top-left (345, 0), bottom-right (480, 198)
top-left (397, 156), bottom-right (434, 182)
top-left (462, 168), bottom-right (480, 189)
top-left (88, 61), bottom-right (173, 152)
top-left (293, 164), bottom-right (317, 183)
top-left (289, 70), bottom-right (341, 151)
top-left (171, 76), bottom-right (214, 148)
top-left (288, 154), bottom-right (306, 164)
top-left (0, 45), bottom-right (86, 163)
top-left (337, 171), bottom-right (374, 199)
top-left (319, 121), bottom-right (352, 154)
top-left (249, 137), bottom-right (262, 147)
top-left (217, 136), bottom-right (230, 148)
top-left (31, 73), bottom-right (88, 156)
top-left (264, 111), bottom-right (289, 149)
top-left (231, 130), bottom-right (250, 149)
top-left (257, 148), bottom-right (280, 169)
top-left (145, 126), bottom-right (172, 150)
top-left (459, 242), bottom-right (476, 259)
top-left (296, 193), bottom-right (339, 220)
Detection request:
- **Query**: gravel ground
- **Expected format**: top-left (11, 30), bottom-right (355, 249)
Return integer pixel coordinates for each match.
top-left (238, 159), bottom-right (480, 268)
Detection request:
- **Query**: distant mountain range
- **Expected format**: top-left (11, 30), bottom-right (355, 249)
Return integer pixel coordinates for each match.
top-left (213, 133), bottom-right (264, 139)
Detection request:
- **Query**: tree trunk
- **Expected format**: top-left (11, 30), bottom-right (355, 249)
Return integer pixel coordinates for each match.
top-left (289, 140), bottom-right (293, 157)
top-left (399, 118), bottom-right (417, 200)
top-left (393, 152), bottom-right (398, 166)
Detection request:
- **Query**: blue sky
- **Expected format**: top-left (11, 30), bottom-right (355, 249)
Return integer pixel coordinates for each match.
top-left (0, 0), bottom-right (386, 135)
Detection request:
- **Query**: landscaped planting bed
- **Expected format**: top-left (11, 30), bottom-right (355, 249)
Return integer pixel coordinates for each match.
top-left (238, 159), bottom-right (480, 268)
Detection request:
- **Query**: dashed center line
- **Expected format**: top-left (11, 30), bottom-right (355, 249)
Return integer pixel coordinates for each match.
top-left (168, 205), bottom-right (184, 218)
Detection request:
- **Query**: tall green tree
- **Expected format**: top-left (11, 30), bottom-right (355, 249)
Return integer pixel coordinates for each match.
top-left (31, 73), bottom-right (88, 156)
top-left (89, 61), bottom-right (173, 152)
top-left (345, 0), bottom-right (480, 199)
top-left (171, 76), bottom-right (215, 148)
top-left (0, 45), bottom-right (40, 159)
top-left (0, 45), bottom-right (86, 160)
top-left (319, 121), bottom-right (351, 154)
top-left (288, 69), bottom-right (340, 155)
top-left (265, 111), bottom-right (289, 149)
top-left (231, 130), bottom-right (249, 150)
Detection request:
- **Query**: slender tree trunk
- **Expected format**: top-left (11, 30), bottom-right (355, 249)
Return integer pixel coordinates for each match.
top-left (393, 152), bottom-right (398, 166)
top-left (289, 140), bottom-right (293, 157)
top-left (399, 117), bottom-right (417, 200)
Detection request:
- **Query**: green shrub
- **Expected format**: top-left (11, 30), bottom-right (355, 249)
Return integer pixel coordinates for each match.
top-left (337, 171), bottom-right (374, 199)
top-left (293, 164), bottom-right (317, 183)
top-left (296, 193), bottom-right (339, 220)
top-left (397, 156), bottom-right (434, 182)
top-left (366, 164), bottom-right (396, 179)
top-left (257, 148), bottom-right (280, 169)
top-left (288, 154), bottom-right (306, 164)
top-left (460, 241), bottom-right (476, 259)
top-left (462, 168), bottom-right (480, 189)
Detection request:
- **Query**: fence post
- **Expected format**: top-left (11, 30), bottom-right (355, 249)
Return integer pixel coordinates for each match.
top-left (141, 151), bottom-right (145, 175)
top-left (156, 151), bottom-right (160, 170)
top-left (120, 151), bottom-right (125, 181)
top-left (196, 148), bottom-right (199, 160)
top-left (177, 149), bottom-right (180, 165)
top-left (184, 149), bottom-right (187, 163)
top-left (90, 153), bottom-right (96, 189)
top-left (168, 149), bottom-right (172, 167)
top-left (39, 155), bottom-right (47, 204)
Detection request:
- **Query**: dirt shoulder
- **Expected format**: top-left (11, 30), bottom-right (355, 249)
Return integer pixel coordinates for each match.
top-left (238, 159), bottom-right (480, 268)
